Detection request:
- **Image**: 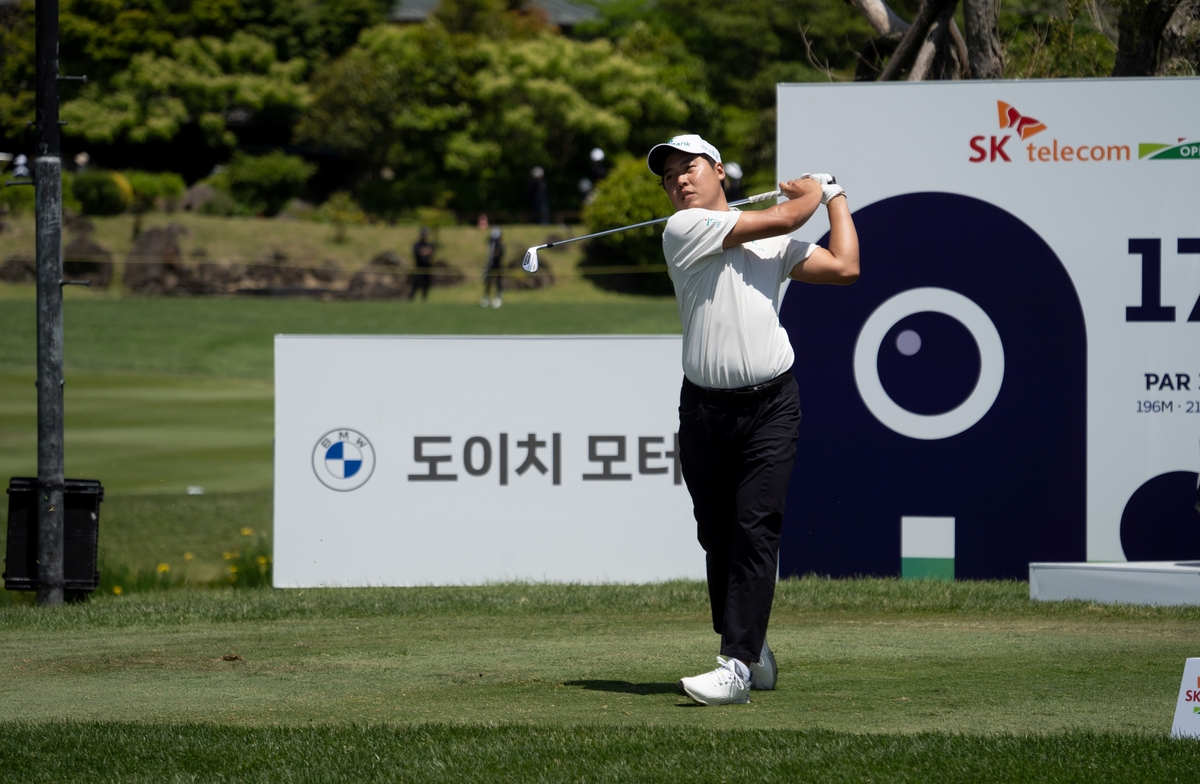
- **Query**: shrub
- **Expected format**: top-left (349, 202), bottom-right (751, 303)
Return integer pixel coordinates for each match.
top-left (72, 170), bottom-right (132, 215)
top-left (226, 151), bottom-right (316, 216)
top-left (579, 155), bottom-right (674, 295)
top-left (0, 172), bottom-right (81, 216)
top-left (124, 170), bottom-right (186, 212)
top-left (317, 191), bottom-right (366, 242)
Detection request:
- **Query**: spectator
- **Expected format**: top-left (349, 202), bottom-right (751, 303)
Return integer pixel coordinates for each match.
top-left (481, 226), bottom-right (504, 308)
top-left (412, 226), bottom-right (434, 301)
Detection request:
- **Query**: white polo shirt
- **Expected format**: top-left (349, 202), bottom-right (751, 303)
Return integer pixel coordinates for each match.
top-left (663, 207), bottom-right (816, 389)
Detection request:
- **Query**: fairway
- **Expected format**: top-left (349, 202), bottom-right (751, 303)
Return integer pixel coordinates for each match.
top-left (2, 581), bottom-right (1199, 781)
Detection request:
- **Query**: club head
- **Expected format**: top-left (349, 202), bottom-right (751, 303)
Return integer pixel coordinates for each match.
top-left (522, 246), bottom-right (539, 273)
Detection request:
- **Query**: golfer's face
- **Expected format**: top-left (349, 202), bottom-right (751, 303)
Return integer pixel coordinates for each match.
top-left (662, 152), bottom-right (723, 212)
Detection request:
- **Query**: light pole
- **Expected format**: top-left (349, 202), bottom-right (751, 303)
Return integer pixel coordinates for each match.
top-left (34, 0), bottom-right (65, 607)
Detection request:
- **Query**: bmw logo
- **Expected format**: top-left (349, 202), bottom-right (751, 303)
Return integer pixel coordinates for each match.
top-left (312, 429), bottom-right (376, 491)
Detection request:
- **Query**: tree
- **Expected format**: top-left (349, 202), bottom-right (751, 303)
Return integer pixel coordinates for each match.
top-left (296, 24), bottom-right (691, 215)
top-left (60, 33), bottom-right (309, 150)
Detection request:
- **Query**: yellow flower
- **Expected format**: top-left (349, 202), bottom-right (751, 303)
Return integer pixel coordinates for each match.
top-left (222, 551), bottom-right (232, 560)
top-left (240, 527), bottom-right (254, 536)
top-left (157, 563), bottom-right (170, 574)
top-left (257, 555), bottom-right (268, 566)
top-left (229, 565), bottom-right (238, 574)
top-left (184, 552), bottom-right (194, 561)
top-left (112, 586), bottom-right (123, 596)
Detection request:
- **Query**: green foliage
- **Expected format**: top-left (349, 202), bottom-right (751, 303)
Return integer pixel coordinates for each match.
top-left (0, 1), bottom-right (35, 145)
top-left (297, 25), bottom-right (690, 215)
top-left (60, 32), bottom-right (309, 149)
top-left (0, 181), bottom-right (35, 217)
top-left (317, 191), bottom-right (367, 242)
top-left (1003, 0), bottom-right (1118, 77)
top-left (226, 150), bottom-right (315, 216)
top-left (579, 156), bottom-right (674, 295)
top-left (73, 169), bottom-right (133, 215)
top-left (0, 173), bottom-right (80, 216)
top-left (124, 170), bottom-right (187, 212)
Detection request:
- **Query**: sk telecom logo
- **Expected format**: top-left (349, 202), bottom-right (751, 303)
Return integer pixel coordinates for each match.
top-left (970, 101), bottom-right (1046, 162)
top-left (970, 101), bottom-right (1131, 163)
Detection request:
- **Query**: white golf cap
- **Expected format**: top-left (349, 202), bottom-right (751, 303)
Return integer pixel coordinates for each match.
top-left (646, 134), bottom-right (722, 176)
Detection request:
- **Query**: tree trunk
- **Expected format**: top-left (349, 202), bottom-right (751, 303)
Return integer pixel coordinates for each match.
top-left (909, 0), bottom-right (960, 80)
top-left (879, 0), bottom-right (961, 80)
top-left (964, 0), bottom-right (1005, 78)
top-left (1112, 0), bottom-right (1186, 75)
top-left (1156, 0), bottom-right (1200, 74)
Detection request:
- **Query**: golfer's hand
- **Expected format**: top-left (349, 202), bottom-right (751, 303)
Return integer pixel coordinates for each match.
top-left (800, 173), bottom-right (846, 206)
top-left (779, 177), bottom-right (822, 202)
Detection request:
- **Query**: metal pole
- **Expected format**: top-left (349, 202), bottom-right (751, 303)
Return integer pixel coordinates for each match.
top-left (34, 0), bottom-right (65, 607)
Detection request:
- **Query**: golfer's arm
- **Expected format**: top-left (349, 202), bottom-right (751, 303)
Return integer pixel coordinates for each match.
top-left (789, 197), bottom-right (859, 285)
top-left (722, 190), bottom-right (822, 249)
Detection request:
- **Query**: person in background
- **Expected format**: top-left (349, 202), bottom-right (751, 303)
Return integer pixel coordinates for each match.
top-left (482, 226), bottom-right (504, 308)
top-left (412, 226), bottom-right (434, 301)
top-left (528, 167), bottom-right (550, 225)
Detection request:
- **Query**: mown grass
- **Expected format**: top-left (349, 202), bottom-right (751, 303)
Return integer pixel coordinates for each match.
top-left (1, 722), bottom-right (1196, 783)
top-left (1, 579), bottom-right (1197, 735)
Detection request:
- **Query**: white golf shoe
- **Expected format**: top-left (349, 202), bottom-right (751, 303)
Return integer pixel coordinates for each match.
top-left (749, 639), bottom-right (777, 690)
top-left (678, 657), bottom-right (751, 706)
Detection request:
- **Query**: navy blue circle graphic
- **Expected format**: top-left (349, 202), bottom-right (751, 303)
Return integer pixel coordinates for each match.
top-left (778, 192), bottom-right (1088, 581)
top-left (1120, 471), bottom-right (1200, 561)
top-left (877, 311), bottom-right (982, 416)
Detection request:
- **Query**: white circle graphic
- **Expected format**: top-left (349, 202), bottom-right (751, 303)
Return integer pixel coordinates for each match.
top-left (853, 287), bottom-right (1004, 440)
top-left (312, 429), bottom-right (376, 491)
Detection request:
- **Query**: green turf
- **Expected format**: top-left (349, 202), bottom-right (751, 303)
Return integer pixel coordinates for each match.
top-left (1, 722), bottom-right (1196, 783)
top-left (0, 297), bottom-right (680, 380)
top-left (1, 580), bottom-right (1196, 735)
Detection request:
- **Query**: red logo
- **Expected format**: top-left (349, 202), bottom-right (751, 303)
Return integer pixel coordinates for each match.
top-left (997, 101), bottom-right (1047, 140)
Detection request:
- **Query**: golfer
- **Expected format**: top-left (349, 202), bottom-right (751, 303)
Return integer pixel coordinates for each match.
top-left (647, 135), bottom-right (860, 706)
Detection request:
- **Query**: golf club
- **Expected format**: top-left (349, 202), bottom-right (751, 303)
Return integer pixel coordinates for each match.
top-left (521, 189), bottom-right (783, 273)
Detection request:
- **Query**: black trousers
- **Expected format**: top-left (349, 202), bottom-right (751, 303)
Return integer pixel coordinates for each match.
top-left (678, 373), bottom-right (801, 663)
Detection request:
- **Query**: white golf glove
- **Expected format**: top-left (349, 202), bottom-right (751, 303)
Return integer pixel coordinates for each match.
top-left (801, 173), bottom-right (845, 205)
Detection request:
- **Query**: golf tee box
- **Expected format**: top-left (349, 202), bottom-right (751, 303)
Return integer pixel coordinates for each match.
top-left (1172, 659), bottom-right (1200, 739)
top-left (1029, 561), bottom-right (1200, 606)
top-left (4, 477), bottom-right (104, 594)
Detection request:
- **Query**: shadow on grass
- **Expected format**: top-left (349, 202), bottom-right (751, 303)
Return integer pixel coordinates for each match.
top-left (564, 680), bottom-right (680, 696)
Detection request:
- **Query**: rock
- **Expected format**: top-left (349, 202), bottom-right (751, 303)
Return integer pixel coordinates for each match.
top-left (181, 184), bottom-right (218, 212)
top-left (63, 234), bottom-right (114, 288)
top-left (369, 250), bottom-right (405, 269)
top-left (0, 255), bottom-right (34, 283)
top-left (342, 268), bottom-right (410, 300)
top-left (123, 224), bottom-right (189, 294)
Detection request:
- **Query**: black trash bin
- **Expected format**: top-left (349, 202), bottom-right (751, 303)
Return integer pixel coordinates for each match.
top-left (4, 477), bottom-right (103, 596)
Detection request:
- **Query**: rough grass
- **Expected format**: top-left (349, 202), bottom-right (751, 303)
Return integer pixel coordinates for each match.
top-left (1, 722), bottom-right (1196, 783)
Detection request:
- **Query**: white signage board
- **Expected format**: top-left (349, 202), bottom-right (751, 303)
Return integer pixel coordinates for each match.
top-left (273, 336), bottom-right (700, 586)
top-left (1172, 658), bottom-right (1200, 738)
top-left (776, 79), bottom-right (1200, 578)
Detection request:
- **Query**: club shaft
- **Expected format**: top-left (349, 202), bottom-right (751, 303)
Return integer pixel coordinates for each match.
top-left (542, 190), bottom-right (782, 250)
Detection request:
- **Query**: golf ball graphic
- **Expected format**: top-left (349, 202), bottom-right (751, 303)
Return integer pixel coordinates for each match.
top-left (312, 429), bottom-right (375, 491)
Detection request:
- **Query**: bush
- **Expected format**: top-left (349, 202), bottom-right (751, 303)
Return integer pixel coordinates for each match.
top-left (580, 155), bottom-right (674, 295)
top-left (226, 151), bottom-right (316, 216)
top-left (124, 170), bottom-right (186, 212)
top-left (72, 170), bottom-right (132, 215)
top-left (317, 191), bottom-right (366, 242)
top-left (0, 172), bottom-right (81, 216)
